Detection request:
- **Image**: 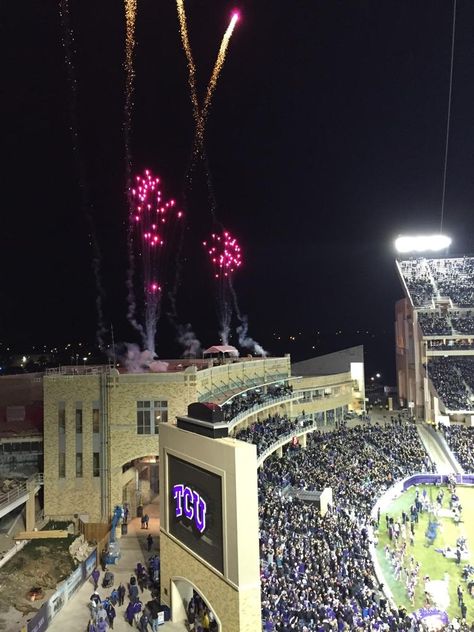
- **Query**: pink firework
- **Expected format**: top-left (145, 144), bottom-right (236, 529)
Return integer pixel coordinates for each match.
top-left (203, 230), bottom-right (243, 279)
top-left (129, 169), bottom-right (183, 353)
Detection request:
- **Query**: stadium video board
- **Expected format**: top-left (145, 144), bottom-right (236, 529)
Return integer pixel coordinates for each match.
top-left (167, 454), bottom-right (224, 573)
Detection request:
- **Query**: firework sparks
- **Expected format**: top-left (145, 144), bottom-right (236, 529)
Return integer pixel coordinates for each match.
top-left (128, 169), bottom-right (183, 354)
top-left (203, 229), bottom-right (242, 344)
top-left (203, 230), bottom-right (243, 278)
top-left (176, 0), bottom-right (200, 132)
top-left (124, 0), bottom-right (137, 188)
top-left (58, 0), bottom-right (107, 349)
top-left (194, 11), bottom-right (239, 158)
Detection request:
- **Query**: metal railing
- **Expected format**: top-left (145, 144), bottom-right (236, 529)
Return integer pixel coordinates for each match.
top-left (228, 393), bottom-right (300, 430)
top-left (254, 419), bottom-right (320, 467)
top-left (0, 473), bottom-right (43, 514)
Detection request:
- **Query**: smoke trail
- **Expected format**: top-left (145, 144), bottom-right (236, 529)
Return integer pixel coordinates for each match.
top-left (124, 0), bottom-right (137, 190)
top-left (229, 280), bottom-right (266, 355)
top-left (58, 0), bottom-right (108, 350)
top-left (236, 315), bottom-right (267, 356)
top-left (114, 343), bottom-right (168, 373)
top-left (177, 323), bottom-right (202, 357)
top-left (218, 282), bottom-right (233, 345)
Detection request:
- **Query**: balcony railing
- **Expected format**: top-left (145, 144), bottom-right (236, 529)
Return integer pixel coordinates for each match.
top-left (228, 393), bottom-right (300, 430)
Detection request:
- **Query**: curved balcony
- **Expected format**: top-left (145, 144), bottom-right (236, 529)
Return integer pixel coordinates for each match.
top-left (227, 392), bottom-right (301, 430)
top-left (233, 417), bottom-right (322, 467)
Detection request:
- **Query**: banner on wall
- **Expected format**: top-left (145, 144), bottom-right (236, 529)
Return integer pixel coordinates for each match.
top-left (66, 566), bottom-right (83, 598)
top-left (27, 604), bottom-right (48, 632)
top-left (47, 583), bottom-right (67, 623)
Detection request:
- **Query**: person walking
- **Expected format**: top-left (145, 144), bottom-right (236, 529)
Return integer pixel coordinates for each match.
top-left (118, 583), bottom-right (126, 607)
top-left (92, 568), bottom-right (100, 591)
top-left (96, 617), bottom-right (108, 632)
top-left (125, 601), bottom-right (135, 626)
top-left (106, 602), bottom-right (116, 629)
top-left (139, 612), bottom-right (149, 632)
top-left (151, 611), bottom-right (160, 632)
top-left (88, 618), bottom-right (98, 632)
top-left (147, 533), bottom-right (153, 552)
top-left (144, 513), bottom-right (150, 529)
top-left (129, 579), bottom-right (139, 602)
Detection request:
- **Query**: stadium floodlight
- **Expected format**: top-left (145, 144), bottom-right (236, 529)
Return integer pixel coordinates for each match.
top-left (394, 234), bottom-right (452, 253)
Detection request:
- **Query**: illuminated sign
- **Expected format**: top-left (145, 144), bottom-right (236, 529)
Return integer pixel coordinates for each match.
top-left (172, 484), bottom-right (207, 533)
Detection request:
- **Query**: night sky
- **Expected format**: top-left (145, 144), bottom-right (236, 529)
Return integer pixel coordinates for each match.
top-left (3, 1), bottom-right (474, 383)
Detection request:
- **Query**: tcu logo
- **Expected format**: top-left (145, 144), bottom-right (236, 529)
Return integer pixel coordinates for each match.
top-left (172, 484), bottom-right (207, 534)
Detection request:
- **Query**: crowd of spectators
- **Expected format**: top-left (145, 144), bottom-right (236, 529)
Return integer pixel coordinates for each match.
top-left (428, 340), bottom-right (474, 351)
top-left (256, 421), bottom-right (435, 631)
top-left (399, 257), bottom-right (474, 309)
top-left (428, 258), bottom-right (474, 308)
top-left (234, 414), bottom-right (313, 457)
top-left (427, 357), bottom-right (472, 410)
top-left (443, 424), bottom-right (474, 472)
top-left (451, 311), bottom-right (474, 335)
top-left (222, 384), bottom-right (293, 422)
top-left (399, 260), bottom-right (434, 307)
top-left (453, 358), bottom-right (474, 393)
top-left (418, 312), bottom-right (451, 336)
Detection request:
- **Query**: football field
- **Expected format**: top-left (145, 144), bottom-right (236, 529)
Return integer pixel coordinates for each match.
top-left (376, 485), bottom-right (474, 623)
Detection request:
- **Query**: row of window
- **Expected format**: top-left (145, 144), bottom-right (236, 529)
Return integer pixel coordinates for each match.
top-left (57, 400), bottom-right (168, 478)
top-left (58, 406), bottom-right (100, 434)
top-left (58, 401), bottom-right (169, 435)
top-left (58, 452), bottom-right (100, 478)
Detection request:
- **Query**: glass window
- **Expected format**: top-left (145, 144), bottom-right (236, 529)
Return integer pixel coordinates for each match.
top-left (75, 408), bottom-right (83, 434)
top-left (58, 407), bottom-right (66, 433)
top-left (137, 409), bottom-right (151, 434)
top-left (76, 453), bottom-right (83, 478)
top-left (92, 408), bottom-right (100, 434)
top-left (137, 401), bottom-right (168, 434)
top-left (93, 452), bottom-right (100, 477)
top-left (59, 453), bottom-right (66, 478)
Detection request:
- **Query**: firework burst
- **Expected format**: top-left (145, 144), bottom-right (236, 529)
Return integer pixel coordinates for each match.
top-left (203, 229), bottom-right (242, 344)
top-left (128, 169), bottom-right (183, 354)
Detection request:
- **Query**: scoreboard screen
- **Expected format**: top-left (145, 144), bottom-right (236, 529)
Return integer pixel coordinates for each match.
top-left (167, 454), bottom-right (224, 573)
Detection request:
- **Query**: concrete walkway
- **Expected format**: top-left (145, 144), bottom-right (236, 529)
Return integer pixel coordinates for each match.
top-left (416, 423), bottom-right (462, 474)
top-left (47, 498), bottom-right (186, 632)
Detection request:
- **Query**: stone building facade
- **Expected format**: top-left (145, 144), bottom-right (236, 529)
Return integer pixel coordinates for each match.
top-left (43, 352), bottom-right (363, 524)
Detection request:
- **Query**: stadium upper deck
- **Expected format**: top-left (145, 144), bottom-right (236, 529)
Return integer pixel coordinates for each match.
top-left (398, 256), bottom-right (474, 308)
top-left (396, 255), bottom-right (474, 420)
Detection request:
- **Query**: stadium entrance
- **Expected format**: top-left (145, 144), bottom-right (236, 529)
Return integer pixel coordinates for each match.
top-left (122, 455), bottom-right (159, 520)
top-left (171, 578), bottom-right (220, 630)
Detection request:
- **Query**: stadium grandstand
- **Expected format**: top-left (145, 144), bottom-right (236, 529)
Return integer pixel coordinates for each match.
top-left (396, 255), bottom-right (474, 421)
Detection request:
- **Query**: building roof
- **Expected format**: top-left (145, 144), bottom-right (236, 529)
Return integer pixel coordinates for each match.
top-left (291, 346), bottom-right (364, 377)
top-left (0, 404), bottom-right (43, 438)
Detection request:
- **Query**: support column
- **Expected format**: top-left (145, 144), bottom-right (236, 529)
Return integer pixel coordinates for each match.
top-left (25, 484), bottom-right (36, 532)
top-left (299, 434), bottom-right (307, 448)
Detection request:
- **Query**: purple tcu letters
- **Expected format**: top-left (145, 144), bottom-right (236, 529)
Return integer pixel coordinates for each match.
top-left (172, 484), bottom-right (207, 533)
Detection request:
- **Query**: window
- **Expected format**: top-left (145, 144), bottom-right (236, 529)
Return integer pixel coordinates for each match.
top-left (154, 400), bottom-right (168, 426)
top-left (137, 400), bottom-right (168, 434)
top-left (137, 405), bottom-right (151, 435)
top-left (76, 453), bottom-right (83, 478)
top-left (58, 405), bottom-right (66, 432)
top-left (59, 453), bottom-right (66, 478)
top-left (75, 408), bottom-right (83, 434)
top-left (92, 408), bottom-right (100, 434)
top-left (93, 452), bottom-right (100, 477)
